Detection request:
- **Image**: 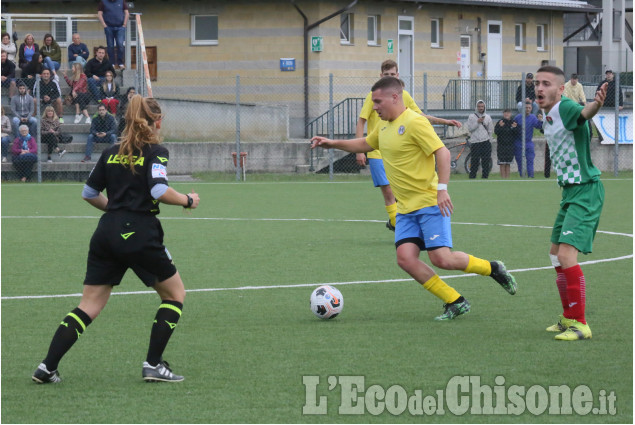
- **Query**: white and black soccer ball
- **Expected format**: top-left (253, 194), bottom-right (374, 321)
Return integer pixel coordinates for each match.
top-left (310, 285), bottom-right (343, 319)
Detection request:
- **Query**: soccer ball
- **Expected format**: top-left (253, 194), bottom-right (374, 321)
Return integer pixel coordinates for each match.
top-left (310, 285), bottom-right (343, 319)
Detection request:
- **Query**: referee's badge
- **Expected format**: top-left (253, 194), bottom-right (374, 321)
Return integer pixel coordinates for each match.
top-left (398, 125), bottom-right (405, 135)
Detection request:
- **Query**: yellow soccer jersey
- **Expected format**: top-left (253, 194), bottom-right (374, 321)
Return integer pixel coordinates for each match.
top-left (359, 90), bottom-right (422, 159)
top-left (365, 108), bottom-right (444, 214)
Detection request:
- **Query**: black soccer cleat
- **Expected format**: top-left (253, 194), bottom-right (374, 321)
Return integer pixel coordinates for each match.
top-left (142, 360), bottom-right (184, 382)
top-left (32, 363), bottom-right (61, 384)
top-left (490, 261), bottom-right (517, 295)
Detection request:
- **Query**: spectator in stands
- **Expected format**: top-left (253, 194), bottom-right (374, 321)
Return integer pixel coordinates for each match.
top-left (98, 0), bottom-right (129, 70)
top-left (99, 70), bottom-right (120, 114)
top-left (85, 46), bottom-right (116, 102)
top-left (11, 124), bottom-right (38, 182)
top-left (83, 103), bottom-right (117, 162)
top-left (466, 100), bottom-right (494, 179)
top-left (41, 106), bottom-right (67, 162)
top-left (41, 33), bottom-right (62, 76)
top-left (1, 51), bottom-right (17, 98)
top-left (18, 33), bottom-right (39, 70)
top-left (10, 82), bottom-right (37, 137)
top-left (38, 69), bottom-right (64, 123)
top-left (494, 109), bottom-right (518, 179)
top-left (1, 32), bottom-right (17, 64)
top-left (516, 72), bottom-right (539, 115)
top-left (513, 102), bottom-right (543, 178)
top-left (1, 106), bottom-right (12, 162)
top-left (65, 63), bottom-right (92, 124)
top-left (563, 74), bottom-right (586, 105)
top-left (67, 33), bottom-right (90, 66)
top-left (597, 70), bottom-right (623, 110)
top-left (117, 86), bottom-right (135, 136)
top-left (20, 52), bottom-right (44, 93)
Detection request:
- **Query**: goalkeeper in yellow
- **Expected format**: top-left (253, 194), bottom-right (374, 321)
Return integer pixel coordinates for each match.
top-left (311, 77), bottom-right (517, 320)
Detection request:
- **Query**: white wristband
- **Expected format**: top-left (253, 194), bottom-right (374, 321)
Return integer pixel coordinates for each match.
top-left (437, 183), bottom-right (448, 191)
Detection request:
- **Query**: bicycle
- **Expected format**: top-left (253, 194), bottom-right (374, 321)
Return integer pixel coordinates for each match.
top-left (446, 137), bottom-right (471, 174)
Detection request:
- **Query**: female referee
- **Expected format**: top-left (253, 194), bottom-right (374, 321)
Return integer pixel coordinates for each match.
top-left (32, 95), bottom-right (200, 384)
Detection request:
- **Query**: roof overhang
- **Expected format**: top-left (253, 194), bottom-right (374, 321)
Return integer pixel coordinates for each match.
top-left (396, 0), bottom-right (601, 13)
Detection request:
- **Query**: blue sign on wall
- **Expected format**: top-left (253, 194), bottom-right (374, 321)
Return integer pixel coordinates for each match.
top-left (280, 58), bottom-right (295, 72)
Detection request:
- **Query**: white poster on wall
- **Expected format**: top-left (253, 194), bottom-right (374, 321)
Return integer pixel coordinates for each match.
top-left (593, 111), bottom-right (634, 144)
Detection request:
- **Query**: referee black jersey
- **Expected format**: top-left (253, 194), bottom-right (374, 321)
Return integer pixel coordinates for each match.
top-left (86, 143), bottom-right (170, 215)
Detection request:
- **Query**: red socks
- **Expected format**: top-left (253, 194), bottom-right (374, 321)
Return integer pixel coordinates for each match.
top-left (562, 265), bottom-right (586, 324)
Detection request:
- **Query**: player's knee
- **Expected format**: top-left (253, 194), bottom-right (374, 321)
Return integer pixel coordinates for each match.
top-left (396, 254), bottom-right (417, 272)
top-left (429, 254), bottom-right (450, 269)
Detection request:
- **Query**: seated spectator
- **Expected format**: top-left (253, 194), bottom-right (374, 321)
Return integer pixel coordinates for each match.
top-left (85, 46), bottom-right (115, 103)
top-left (67, 33), bottom-right (90, 66)
top-left (40, 33), bottom-right (62, 76)
top-left (83, 103), bottom-right (117, 162)
top-left (1, 51), bottom-right (17, 97)
top-left (1, 106), bottom-right (12, 162)
top-left (100, 70), bottom-right (120, 114)
top-left (117, 86), bottom-right (136, 136)
top-left (1, 32), bottom-right (17, 64)
top-left (515, 73), bottom-right (539, 115)
top-left (18, 33), bottom-right (39, 70)
top-left (64, 63), bottom-right (92, 124)
top-left (41, 106), bottom-right (67, 162)
top-left (11, 124), bottom-right (38, 182)
top-left (10, 82), bottom-right (37, 137)
top-left (38, 69), bottom-right (64, 123)
top-left (20, 52), bottom-right (44, 93)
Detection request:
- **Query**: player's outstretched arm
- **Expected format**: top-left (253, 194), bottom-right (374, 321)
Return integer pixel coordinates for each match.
top-left (310, 136), bottom-right (373, 153)
top-left (581, 82), bottom-right (607, 121)
top-left (159, 188), bottom-right (200, 209)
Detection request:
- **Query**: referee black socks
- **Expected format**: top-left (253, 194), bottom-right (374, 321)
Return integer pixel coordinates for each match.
top-left (43, 307), bottom-right (92, 371)
top-left (146, 300), bottom-right (183, 366)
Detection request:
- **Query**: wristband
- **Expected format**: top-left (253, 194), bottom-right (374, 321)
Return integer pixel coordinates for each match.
top-left (437, 183), bottom-right (448, 191)
top-left (185, 194), bottom-right (193, 208)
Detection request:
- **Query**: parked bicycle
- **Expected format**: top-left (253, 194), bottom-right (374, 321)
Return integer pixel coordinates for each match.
top-left (446, 137), bottom-right (471, 174)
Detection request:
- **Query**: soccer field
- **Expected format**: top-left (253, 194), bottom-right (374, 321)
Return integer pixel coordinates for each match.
top-left (1, 175), bottom-right (632, 423)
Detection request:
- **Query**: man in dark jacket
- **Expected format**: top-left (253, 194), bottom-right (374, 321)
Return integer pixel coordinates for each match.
top-left (38, 69), bottom-right (64, 122)
top-left (67, 33), bottom-right (90, 64)
top-left (516, 72), bottom-right (538, 115)
top-left (85, 46), bottom-right (116, 102)
top-left (597, 70), bottom-right (623, 110)
top-left (1, 51), bottom-right (17, 97)
top-left (83, 103), bottom-right (117, 162)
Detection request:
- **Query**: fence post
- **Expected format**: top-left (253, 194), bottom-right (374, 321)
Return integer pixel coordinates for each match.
top-left (521, 72), bottom-right (526, 178)
top-left (423, 73), bottom-right (428, 115)
top-left (235, 75), bottom-right (242, 182)
top-left (328, 73), bottom-right (334, 181)
top-left (614, 71), bottom-right (620, 177)
top-left (35, 75), bottom-right (42, 183)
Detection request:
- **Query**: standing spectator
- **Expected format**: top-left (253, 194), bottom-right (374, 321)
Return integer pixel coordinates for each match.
top-left (85, 46), bottom-right (116, 102)
top-left (1, 32), bottom-right (17, 64)
top-left (38, 69), bottom-right (64, 123)
top-left (493, 109), bottom-right (518, 179)
top-left (64, 63), bottom-right (92, 124)
top-left (41, 106), bottom-right (67, 162)
top-left (40, 34), bottom-right (62, 76)
top-left (99, 70), bottom-right (120, 114)
top-left (117, 86), bottom-right (136, 136)
top-left (83, 103), bottom-right (117, 162)
top-left (515, 73), bottom-right (539, 115)
top-left (513, 102), bottom-right (543, 178)
top-left (10, 82), bottom-right (37, 137)
top-left (18, 33), bottom-right (39, 70)
top-left (466, 100), bottom-right (494, 179)
top-left (597, 70), bottom-right (623, 110)
top-left (563, 74), bottom-right (586, 105)
top-left (11, 124), bottom-right (38, 182)
top-left (1, 51), bottom-right (17, 98)
top-left (67, 33), bottom-right (90, 65)
top-left (20, 52), bottom-right (44, 93)
top-left (1, 106), bottom-right (12, 162)
top-left (98, 0), bottom-right (129, 70)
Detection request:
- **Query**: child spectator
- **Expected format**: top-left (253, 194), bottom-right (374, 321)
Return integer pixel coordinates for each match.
top-left (82, 103), bottom-right (117, 162)
top-left (1, 51), bottom-right (17, 97)
top-left (85, 46), bottom-right (116, 102)
top-left (117, 86), bottom-right (136, 136)
top-left (494, 109), bottom-right (519, 179)
top-left (41, 106), bottom-right (67, 162)
top-left (64, 63), bottom-right (92, 124)
top-left (99, 70), bottom-right (120, 114)
top-left (67, 33), bottom-right (90, 65)
top-left (40, 33), bottom-right (62, 76)
top-left (10, 82), bottom-right (37, 137)
top-left (1, 32), bottom-right (17, 64)
top-left (11, 124), bottom-right (38, 182)
top-left (1, 106), bottom-right (12, 162)
top-left (513, 102), bottom-right (543, 178)
top-left (18, 33), bottom-right (39, 70)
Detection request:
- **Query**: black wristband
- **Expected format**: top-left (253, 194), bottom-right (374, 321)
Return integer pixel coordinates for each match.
top-left (185, 194), bottom-right (193, 208)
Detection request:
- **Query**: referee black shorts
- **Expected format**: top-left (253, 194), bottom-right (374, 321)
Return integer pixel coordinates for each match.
top-left (84, 211), bottom-right (177, 287)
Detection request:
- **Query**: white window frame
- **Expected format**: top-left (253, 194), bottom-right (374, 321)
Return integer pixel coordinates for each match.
top-left (129, 18), bottom-right (137, 43)
top-left (191, 15), bottom-right (218, 46)
top-left (515, 23), bottom-right (525, 51)
top-left (367, 15), bottom-right (380, 46)
top-left (52, 19), bottom-right (73, 47)
top-left (340, 13), bottom-right (353, 45)
top-left (431, 18), bottom-right (442, 48)
top-left (537, 24), bottom-right (546, 51)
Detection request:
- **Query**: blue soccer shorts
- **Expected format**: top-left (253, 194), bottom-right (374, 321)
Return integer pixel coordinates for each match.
top-left (394, 205), bottom-right (453, 251)
top-left (368, 158), bottom-right (390, 187)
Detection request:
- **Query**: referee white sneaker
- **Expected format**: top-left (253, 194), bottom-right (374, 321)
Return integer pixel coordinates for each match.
top-left (142, 360), bottom-right (184, 382)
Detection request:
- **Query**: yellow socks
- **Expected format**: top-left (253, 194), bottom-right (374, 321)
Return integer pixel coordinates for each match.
top-left (464, 255), bottom-right (492, 276)
top-left (385, 203), bottom-right (397, 227)
top-left (422, 275), bottom-right (461, 304)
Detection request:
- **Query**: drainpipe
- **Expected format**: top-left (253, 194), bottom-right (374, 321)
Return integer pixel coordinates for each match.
top-left (292, 0), bottom-right (359, 137)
